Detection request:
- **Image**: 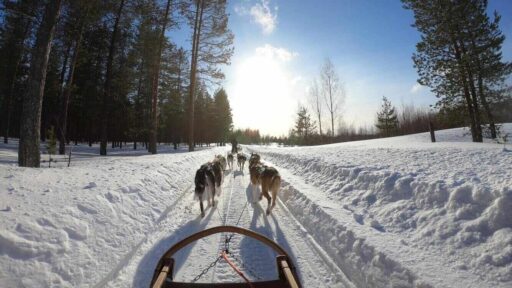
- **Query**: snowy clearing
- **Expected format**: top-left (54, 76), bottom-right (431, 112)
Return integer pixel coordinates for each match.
top-left (1, 125), bottom-right (511, 287)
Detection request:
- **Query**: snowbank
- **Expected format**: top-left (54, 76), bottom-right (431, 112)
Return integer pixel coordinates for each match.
top-left (249, 124), bottom-right (512, 287)
top-left (0, 145), bottom-right (222, 287)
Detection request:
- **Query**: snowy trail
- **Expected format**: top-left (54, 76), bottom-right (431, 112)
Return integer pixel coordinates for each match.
top-left (104, 166), bottom-right (353, 287)
top-left (176, 168), bottom-right (353, 287)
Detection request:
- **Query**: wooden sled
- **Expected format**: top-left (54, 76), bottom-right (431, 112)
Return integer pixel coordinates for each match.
top-left (150, 226), bottom-right (301, 288)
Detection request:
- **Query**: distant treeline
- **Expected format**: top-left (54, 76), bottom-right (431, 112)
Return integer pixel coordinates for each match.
top-left (243, 95), bottom-right (512, 147)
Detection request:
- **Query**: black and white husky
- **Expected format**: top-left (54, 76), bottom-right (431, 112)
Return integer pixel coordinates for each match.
top-left (194, 161), bottom-right (223, 217)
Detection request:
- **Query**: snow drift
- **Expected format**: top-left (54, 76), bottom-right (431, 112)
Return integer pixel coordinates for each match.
top-left (248, 124), bottom-right (512, 287)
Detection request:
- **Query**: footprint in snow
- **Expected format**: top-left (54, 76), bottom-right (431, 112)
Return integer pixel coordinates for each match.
top-left (77, 203), bottom-right (98, 214)
top-left (353, 213), bottom-right (364, 224)
top-left (83, 182), bottom-right (97, 189)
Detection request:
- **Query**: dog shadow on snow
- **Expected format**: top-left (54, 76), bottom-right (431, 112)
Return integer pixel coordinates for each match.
top-left (236, 184), bottom-right (303, 282)
top-left (132, 207), bottom-right (216, 287)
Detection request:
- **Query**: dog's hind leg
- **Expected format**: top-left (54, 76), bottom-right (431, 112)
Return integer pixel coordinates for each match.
top-left (199, 195), bottom-right (205, 218)
top-left (211, 185), bottom-right (216, 207)
top-left (269, 175), bottom-right (280, 214)
top-left (261, 181), bottom-right (272, 215)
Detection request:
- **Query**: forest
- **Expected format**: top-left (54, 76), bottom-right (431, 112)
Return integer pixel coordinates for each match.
top-left (0, 0), bottom-right (234, 167)
top-left (1, 0), bottom-right (511, 165)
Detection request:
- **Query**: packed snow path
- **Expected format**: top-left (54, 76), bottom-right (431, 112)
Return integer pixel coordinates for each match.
top-left (103, 166), bottom-right (353, 287)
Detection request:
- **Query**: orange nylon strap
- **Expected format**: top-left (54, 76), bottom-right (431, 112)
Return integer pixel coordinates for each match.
top-left (221, 251), bottom-right (255, 288)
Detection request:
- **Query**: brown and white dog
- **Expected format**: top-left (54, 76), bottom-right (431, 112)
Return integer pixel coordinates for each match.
top-left (237, 153), bottom-right (247, 171)
top-left (227, 153), bottom-right (234, 170)
top-left (248, 153), bottom-right (281, 215)
top-left (194, 160), bottom-right (223, 217)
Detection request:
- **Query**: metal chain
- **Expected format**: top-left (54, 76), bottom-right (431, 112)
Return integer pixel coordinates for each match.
top-left (226, 201), bottom-right (249, 246)
top-left (191, 255), bottom-right (223, 283)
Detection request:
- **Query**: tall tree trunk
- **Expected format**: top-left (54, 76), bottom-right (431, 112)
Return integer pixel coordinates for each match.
top-left (59, 27), bottom-right (84, 154)
top-left (452, 40), bottom-right (478, 142)
top-left (100, 0), bottom-right (125, 155)
top-left (18, 0), bottom-right (62, 167)
top-left (187, 0), bottom-right (204, 152)
top-left (329, 81), bottom-right (334, 138)
top-left (149, 0), bottom-right (172, 154)
top-left (459, 40), bottom-right (483, 142)
top-left (470, 37), bottom-right (497, 139)
top-left (4, 23), bottom-right (32, 144)
top-left (4, 54), bottom-right (24, 144)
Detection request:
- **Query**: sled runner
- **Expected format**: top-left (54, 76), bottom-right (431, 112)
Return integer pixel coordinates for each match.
top-left (150, 226), bottom-right (301, 288)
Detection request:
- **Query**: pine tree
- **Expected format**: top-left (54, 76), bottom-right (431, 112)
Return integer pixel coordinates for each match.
top-left (0, 0), bottom-right (34, 144)
top-left (293, 106), bottom-right (317, 145)
top-left (18, 0), bottom-right (62, 167)
top-left (403, 0), bottom-right (511, 142)
top-left (376, 96), bottom-right (398, 137)
top-left (186, 0), bottom-right (234, 151)
top-left (212, 88), bottom-right (232, 145)
top-left (100, 0), bottom-right (126, 156)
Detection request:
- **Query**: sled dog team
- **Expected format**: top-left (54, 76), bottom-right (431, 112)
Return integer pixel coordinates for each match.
top-left (194, 152), bottom-right (280, 217)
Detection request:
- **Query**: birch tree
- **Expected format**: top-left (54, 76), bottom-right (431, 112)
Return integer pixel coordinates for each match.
top-left (320, 58), bottom-right (344, 137)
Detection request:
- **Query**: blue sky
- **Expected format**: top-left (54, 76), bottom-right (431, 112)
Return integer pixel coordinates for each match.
top-left (173, 0), bottom-right (512, 136)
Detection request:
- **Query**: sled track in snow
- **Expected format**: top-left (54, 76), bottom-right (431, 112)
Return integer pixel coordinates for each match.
top-left (100, 166), bottom-right (354, 287)
top-left (174, 168), bottom-right (354, 287)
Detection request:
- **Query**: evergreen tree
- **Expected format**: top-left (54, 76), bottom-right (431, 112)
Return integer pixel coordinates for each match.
top-left (186, 0), bottom-right (234, 151)
top-left (0, 0), bottom-right (35, 144)
top-left (376, 96), bottom-right (398, 137)
top-left (403, 0), bottom-right (511, 142)
top-left (18, 0), bottom-right (62, 167)
top-left (212, 88), bottom-right (232, 145)
top-left (293, 106), bottom-right (317, 145)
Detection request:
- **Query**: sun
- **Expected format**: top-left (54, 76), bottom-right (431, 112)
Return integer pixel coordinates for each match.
top-left (228, 49), bottom-right (299, 136)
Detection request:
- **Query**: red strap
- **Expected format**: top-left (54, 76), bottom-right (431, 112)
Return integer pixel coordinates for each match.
top-left (221, 251), bottom-right (255, 288)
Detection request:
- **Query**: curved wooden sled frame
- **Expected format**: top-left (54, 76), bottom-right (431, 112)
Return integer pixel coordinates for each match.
top-left (150, 225), bottom-right (301, 288)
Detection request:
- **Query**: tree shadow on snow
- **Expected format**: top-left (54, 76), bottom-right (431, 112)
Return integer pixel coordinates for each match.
top-left (132, 207), bottom-right (215, 287)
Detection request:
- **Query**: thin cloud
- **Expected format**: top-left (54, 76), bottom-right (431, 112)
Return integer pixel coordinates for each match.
top-left (236, 0), bottom-right (278, 35)
top-left (410, 83), bottom-right (424, 94)
top-left (255, 44), bottom-right (298, 62)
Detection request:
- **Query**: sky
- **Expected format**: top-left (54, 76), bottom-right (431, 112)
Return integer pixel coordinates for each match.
top-left (175, 0), bottom-right (512, 137)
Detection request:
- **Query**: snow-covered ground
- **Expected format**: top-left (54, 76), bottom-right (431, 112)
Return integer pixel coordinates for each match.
top-left (0, 125), bottom-right (511, 287)
top-left (248, 124), bottom-right (512, 288)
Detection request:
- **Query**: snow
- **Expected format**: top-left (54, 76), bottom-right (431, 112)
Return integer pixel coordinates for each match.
top-left (0, 125), bottom-right (511, 287)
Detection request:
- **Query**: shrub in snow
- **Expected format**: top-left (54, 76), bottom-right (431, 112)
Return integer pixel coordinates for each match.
top-left (46, 126), bottom-right (57, 168)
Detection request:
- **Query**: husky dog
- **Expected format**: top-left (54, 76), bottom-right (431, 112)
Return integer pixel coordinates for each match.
top-left (214, 154), bottom-right (227, 171)
top-left (249, 153), bottom-right (261, 168)
top-left (194, 161), bottom-right (223, 217)
top-left (194, 163), bottom-right (215, 217)
top-left (248, 153), bottom-right (281, 215)
top-left (249, 163), bottom-right (281, 215)
top-left (237, 153), bottom-right (247, 171)
top-left (227, 153), bottom-right (234, 170)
